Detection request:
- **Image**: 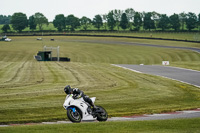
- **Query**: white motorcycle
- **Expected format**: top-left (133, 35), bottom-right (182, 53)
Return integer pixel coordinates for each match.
top-left (63, 94), bottom-right (108, 123)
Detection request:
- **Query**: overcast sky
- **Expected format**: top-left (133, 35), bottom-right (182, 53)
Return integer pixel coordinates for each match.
top-left (1, 0), bottom-right (199, 21)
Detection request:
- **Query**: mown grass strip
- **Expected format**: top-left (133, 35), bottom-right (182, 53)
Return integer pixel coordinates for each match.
top-left (1, 118), bottom-right (200, 133)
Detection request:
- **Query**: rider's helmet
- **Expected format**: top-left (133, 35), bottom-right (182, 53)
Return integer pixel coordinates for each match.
top-left (64, 85), bottom-right (72, 94)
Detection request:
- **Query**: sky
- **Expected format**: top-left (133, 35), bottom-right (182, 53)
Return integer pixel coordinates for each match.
top-left (1, 0), bottom-right (200, 21)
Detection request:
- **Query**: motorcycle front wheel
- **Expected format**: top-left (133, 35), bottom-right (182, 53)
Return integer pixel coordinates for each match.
top-left (96, 106), bottom-right (108, 122)
top-left (67, 107), bottom-right (82, 123)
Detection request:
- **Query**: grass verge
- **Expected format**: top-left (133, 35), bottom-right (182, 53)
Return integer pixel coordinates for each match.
top-left (1, 118), bottom-right (200, 133)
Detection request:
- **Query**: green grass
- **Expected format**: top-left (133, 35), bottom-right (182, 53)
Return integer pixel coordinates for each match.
top-left (0, 36), bottom-right (200, 124)
top-left (1, 118), bottom-right (200, 133)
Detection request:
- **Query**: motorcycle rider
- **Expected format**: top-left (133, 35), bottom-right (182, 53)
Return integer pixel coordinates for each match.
top-left (64, 85), bottom-right (97, 109)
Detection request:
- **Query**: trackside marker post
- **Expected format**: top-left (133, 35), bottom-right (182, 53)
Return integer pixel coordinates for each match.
top-left (162, 61), bottom-right (169, 65)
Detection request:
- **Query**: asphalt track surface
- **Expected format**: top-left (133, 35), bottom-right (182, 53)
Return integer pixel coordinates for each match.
top-left (1, 109), bottom-right (200, 127)
top-left (114, 65), bottom-right (200, 88)
top-left (65, 39), bottom-right (200, 53)
top-left (110, 109), bottom-right (200, 121)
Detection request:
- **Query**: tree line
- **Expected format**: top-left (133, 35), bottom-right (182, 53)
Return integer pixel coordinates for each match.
top-left (0, 15), bottom-right (11, 25)
top-left (1, 8), bottom-right (200, 33)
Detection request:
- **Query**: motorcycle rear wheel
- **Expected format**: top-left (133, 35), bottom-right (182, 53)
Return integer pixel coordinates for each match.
top-left (67, 107), bottom-right (82, 123)
top-left (96, 106), bottom-right (108, 121)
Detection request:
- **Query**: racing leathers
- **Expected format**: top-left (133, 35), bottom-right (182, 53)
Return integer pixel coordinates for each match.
top-left (70, 88), bottom-right (95, 108)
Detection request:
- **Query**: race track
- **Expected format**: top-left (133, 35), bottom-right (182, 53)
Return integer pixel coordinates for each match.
top-left (1, 108), bottom-right (199, 127)
top-left (114, 65), bottom-right (200, 88)
top-left (70, 38), bottom-right (200, 88)
top-left (66, 39), bottom-right (200, 53)
top-left (109, 108), bottom-right (200, 121)
top-left (1, 38), bottom-right (200, 127)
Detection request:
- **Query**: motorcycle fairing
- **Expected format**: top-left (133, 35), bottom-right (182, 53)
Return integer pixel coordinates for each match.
top-left (63, 95), bottom-right (96, 121)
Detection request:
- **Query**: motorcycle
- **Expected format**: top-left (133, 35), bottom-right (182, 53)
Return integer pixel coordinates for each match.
top-left (63, 94), bottom-right (108, 123)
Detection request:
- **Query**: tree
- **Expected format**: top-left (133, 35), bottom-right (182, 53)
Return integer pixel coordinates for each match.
top-left (29, 15), bottom-right (36, 31)
top-left (133, 12), bottom-right (142, 31)
top-left (80, 16), bottom-right (91, 31)
top-left (66, 15), bottom-right (80, 31)
top-left (186, 12), bottom-right (197, 31)
top-left (107, 11), bottom-right (116, 31)
top-left (120, 13), bottom-right (128, 30)
top-left (2, 24), bottom-right (10, 33)
top-left (143, 12), bottom-right (155, 31)
top-left (93, 15), bottom-right (103, 30)
top-left (34, 12), bottom-right (48, 31)
top-left (112, 9), bottom-right (123, 31)
top-left (179, 12), bottom-right (187, 31)
top-left (102, 14), bottom-right (108, 30)
top-left (125, 8), bottom-right (135, 30)
top-left (0, 15), bottom-right (11, 24)
top-left (151, 11), bottom-right (160, 30)
top-left (158, 14), bottom-right (170, 31)
top-left (169, 13), bottom-right (180, 31)
top-left (11, 12), bottom-right (28, 32)
top-left (53, 14), bottom-right (66, 31)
